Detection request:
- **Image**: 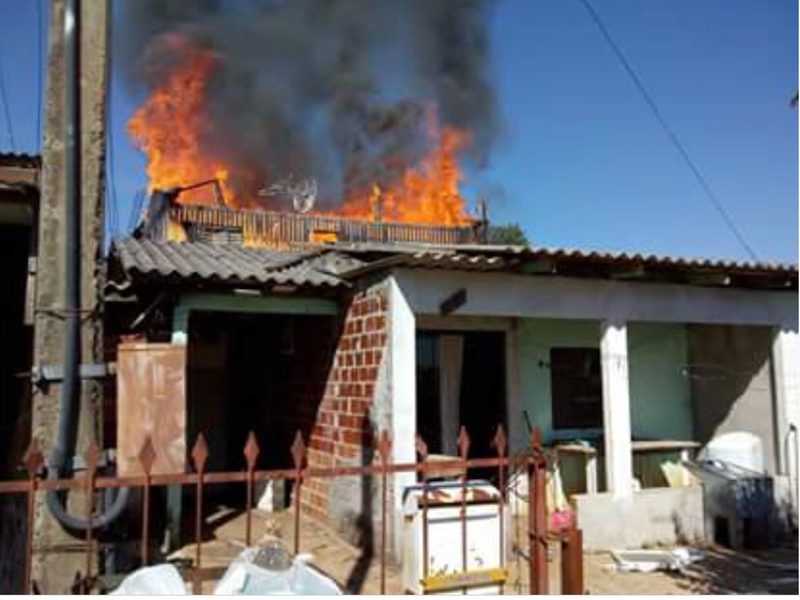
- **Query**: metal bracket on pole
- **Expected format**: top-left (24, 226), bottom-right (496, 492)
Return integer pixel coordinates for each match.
top-left (31, 363), bottom-right (115, 387)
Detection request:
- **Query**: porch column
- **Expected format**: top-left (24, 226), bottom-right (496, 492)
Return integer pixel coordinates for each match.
top-left (600, 319), bottom-right (634, 497)
top-left (772, 326), bottom-right (799, 478)
top-left (388, 277), bottom-right (417, 557)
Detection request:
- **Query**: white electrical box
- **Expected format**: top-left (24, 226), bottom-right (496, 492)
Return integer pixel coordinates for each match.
top-left (402, 480), bottom-right (507, 595)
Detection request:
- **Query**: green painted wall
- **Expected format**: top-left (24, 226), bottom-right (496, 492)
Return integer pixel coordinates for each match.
top-left (519, 318), bottom-right (601, 443)
top-left (628, 322), bottom-right (693, 440)
top-left (172, 292), bottom-right (338, 343)
top-left (519, 318), bottom-right (692, 444)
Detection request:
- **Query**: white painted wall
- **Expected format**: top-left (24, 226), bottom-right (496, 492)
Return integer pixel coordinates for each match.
top-left (773, 327), bottom-right (800, 469)
top-left (393, 269), bottom-right (797, 328)
top-left (574, 487), bottom-right (706, 550)
top-left (772, 326), bottom-right (800, 517)
top-left (387, 276), bottom-right (417, 558)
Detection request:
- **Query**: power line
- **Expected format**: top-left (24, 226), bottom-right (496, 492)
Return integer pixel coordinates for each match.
top-left (0, 56), bottom-right (16, 151)
top-left (577, 0), bottom-right (759, 262)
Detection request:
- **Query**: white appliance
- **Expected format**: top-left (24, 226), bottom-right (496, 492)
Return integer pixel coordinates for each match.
top-left (699, 431), bottom-right (765, 472)
top-left (402, 480), bottom-right (507, 595)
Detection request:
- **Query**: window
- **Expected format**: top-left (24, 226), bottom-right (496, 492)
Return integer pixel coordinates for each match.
top-left (550, 347), bottom-right (603, 429)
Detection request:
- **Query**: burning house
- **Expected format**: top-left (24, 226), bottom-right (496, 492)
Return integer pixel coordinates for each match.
top-left (98, 0), bottom-right (800, 565)
top-left (105, 188), bottom-right (800, 557)
top-left (4, 0), bottom-right (794, 594)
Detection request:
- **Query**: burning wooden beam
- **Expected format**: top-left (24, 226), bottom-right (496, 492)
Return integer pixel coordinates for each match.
top-left (139, 189), bottom-right (488, 247)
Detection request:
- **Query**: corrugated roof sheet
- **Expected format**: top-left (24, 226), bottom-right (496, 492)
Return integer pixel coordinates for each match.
top-left (395, 248), bottom-right (797, 274)
top-left (528, 245), bottom-right (796, 273)
top-left (324, 241), bottom-right (797, 274)
top-left (112, 238), bottom-right (347, 288)
top-left (109, 237), bottom-right (797, 293)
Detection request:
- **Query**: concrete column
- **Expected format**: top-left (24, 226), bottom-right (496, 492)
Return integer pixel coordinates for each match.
top-left (600, 320), bottom-right (634, 497)
top-left (388, 277), bottom-right (416, 557)
top-left (31, 0), bottom-right (109, 591)
top-left (772, 327), bottom-right (799, 480)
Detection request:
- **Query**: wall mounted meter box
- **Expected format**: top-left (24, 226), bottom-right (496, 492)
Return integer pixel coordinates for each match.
top-left (402, 480), bottom-right (507, 595)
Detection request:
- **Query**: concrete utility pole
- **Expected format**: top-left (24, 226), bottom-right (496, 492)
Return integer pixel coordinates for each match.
top-left (31, 0), bottom-right (108, 591)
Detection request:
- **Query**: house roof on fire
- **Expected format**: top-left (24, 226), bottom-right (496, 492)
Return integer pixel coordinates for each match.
top-left (107, 237), bottom-right (797, 295)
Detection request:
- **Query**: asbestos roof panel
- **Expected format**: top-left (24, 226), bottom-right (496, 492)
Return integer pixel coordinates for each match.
top-left (324, 240), bottom-right (796, 273)
top-left (527, 246), bottom-right (797, 273)
top-left (112, 238), bottom-right (346, 288)
top-left (110, 236), bottom-right (796, 294)
top-left (324, 243), bottom-right (796, 290)
top-left (332, 245), bottom-right (794, 274)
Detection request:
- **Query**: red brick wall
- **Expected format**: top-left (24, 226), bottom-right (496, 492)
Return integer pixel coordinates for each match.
top-left (276, 316), bottom-right (338, 469)
top-left (302, 284), bottom-right (389, 521)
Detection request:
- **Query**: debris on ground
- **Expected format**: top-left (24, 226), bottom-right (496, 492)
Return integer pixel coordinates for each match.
top-left (214, 547), bottom-right (342, 595)
top-left (611, 548), bottom-right (706, 573)
top-left (110, 539), bottom-right (342, 595)
top-left (109, 564), bottom-right (187, 595)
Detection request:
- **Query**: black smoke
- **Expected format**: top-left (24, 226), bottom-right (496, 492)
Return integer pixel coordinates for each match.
top-left (117, 0), bottom-right (499, 208)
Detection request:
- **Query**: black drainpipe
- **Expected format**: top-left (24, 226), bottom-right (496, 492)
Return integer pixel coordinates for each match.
top-left (46, 0), bottom-right (129, 532)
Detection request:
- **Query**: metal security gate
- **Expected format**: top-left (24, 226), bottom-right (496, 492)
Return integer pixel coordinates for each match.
top-left (0, 426), bottom-right (583, 594)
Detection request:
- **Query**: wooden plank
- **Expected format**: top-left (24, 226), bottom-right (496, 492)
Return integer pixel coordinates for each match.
top-left (421, 567), bottom-right (507, 593)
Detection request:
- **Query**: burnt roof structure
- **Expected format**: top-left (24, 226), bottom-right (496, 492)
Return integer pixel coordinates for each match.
top-left (108, 186), bottom-right (797, 297)
top-left (136, 189), bottom-right (488, 247)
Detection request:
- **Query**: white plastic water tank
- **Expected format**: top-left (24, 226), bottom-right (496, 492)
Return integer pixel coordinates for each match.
top-left (699, 432), bottom-right (765, 472)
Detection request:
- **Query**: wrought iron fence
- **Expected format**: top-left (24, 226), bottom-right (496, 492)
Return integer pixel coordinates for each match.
top-left (0, 425), bottom-right (584, 595)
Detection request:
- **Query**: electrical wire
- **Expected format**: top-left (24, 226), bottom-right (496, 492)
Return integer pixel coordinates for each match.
top-left (0, 56), bottom-right (16, 151)
top-left (577, 0), bottom-right (759, 262)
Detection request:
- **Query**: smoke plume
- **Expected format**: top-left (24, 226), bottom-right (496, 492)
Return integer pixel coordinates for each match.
top-left (117, 0), bottom-right (499, 208)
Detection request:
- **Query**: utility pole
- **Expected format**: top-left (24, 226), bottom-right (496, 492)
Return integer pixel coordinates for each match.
top-left (31, 0), bottom-right (109, 591)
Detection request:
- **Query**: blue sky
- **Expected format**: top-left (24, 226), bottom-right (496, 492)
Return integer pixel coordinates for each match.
top-left (0, 0), bottom-right (797, 262)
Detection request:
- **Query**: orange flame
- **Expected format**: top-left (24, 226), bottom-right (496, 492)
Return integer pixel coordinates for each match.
top-left (338, 117), bottom-right (471, 226)
top-left (127, 36), bottom-right (238, 206)
top-left (127, 37), bottom-right (472, 226)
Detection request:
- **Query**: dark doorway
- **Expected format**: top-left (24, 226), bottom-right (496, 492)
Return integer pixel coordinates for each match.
top-left (461, 332), bottom-right (507, 456)
top-left (0, 224), bottom-right (32, 477)
top-left (186, 311), bottom-right (337, 509)
top-left (0, 222), bottom-right (33, 594)
top-left (416, 330), bottom-right (507, 461)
